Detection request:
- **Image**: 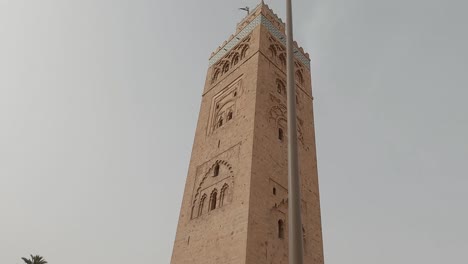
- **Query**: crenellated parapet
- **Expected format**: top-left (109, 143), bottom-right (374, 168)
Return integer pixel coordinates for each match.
top-left (209, 1), bottom-right (310, 69)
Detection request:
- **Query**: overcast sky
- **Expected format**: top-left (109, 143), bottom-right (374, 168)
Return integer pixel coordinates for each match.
top-left (1, 0), bottom-right (467, 263)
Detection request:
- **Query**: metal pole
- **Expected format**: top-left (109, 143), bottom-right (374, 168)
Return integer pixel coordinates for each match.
top-left (286, 0), bottom-right (304, 264)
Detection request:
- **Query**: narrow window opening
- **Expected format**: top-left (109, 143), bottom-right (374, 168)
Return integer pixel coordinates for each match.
top-left (234, 91), bottom-right (237, 97)
top-left (232, 55), bottom-right (239, 66)
top-left (277, 80), bottom-right (285, 94)
top-left (220, 184), bottom-right (229, 207)
top-left (213, 164), bottom-right (220, 177)
top-left (223, 63), bottom-right (229, 73)
top-left (227, 112), bottom-right (233, 121)
top-left (218, 118), bottom-right (223, 127)
top-left (210, 191), bottom-right (217, 211)
top-left (217, 140), bottom-right (221, 148)
top-left (278, 128), bottom-right (284, 141)
top-left (198, 195), bottom-right (206, 217)
top-left (241, 45), bottom-right (249, 59)
top-left (278, 220), bottom-right (285, 239)
top-left (273, 187), bottom-right (276, 195)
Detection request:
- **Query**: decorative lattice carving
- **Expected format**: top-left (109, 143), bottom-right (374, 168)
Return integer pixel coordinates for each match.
top-left (211, 35), bottom-right (251, 84)
top-left (191, 160), bottom-right (234, 219)
top-left (267, 34), bottom-right (306, 86)
top-left (209, 78), bottom-right (243, 134)
top-left (268, 103), bottom-right (305, 146)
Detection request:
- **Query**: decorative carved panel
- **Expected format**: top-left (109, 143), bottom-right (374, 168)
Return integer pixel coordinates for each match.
top-left (211, 35), bottom-right (251, 84)
top-left (268, 99), bottom-right (305, 147)
top-left (208, 77), bottom-right (244, 134)
top-left (190, 145), bottom-right (239, 220)
top-left (267, 34), bottom-right (307, 86)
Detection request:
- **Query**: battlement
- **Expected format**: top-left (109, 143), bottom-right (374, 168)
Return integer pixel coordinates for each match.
top-left (209, 2), bottom-right (310, 68)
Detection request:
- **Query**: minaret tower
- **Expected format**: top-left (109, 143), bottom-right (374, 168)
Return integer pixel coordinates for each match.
top-left (170, 3), bottom-right (324, 264)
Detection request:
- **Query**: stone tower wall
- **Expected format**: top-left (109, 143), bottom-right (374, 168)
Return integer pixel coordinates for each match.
top-left (170, 25), bottom-right (262, 264)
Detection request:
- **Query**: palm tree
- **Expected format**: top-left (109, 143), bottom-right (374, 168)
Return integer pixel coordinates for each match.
top-left (21, 255), bottom-right (48, 264)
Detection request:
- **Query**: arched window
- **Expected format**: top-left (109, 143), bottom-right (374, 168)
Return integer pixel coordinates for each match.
top-left (278, 219), bottom-right (285, 239)
top-left (231, 54), bottom-right (239, 66)
top-left (277, 79), bottom-right (285, 94)
top-left (241, 45), bottom-right (249, 59)
top-left (220, 184), bottom-right (229, 207)
top-left (209, 190), bottom-right (218, 211)
top-left (191, 205), bottom-right (195, 219)
top-left (213, 164), bottom-right (220, 177)
top-left (212, 70), bottom-right (220, 83)
top-left (227, 111), bottom-right (233, 121)
top-left (269, 45), bottom-right (277, 58)
top-left (223, 62), bottom-right (230, 73)
top-left (279, 53), bottom-right (286, 66)
top-left (198, 194), bottom-right (206, 217)
top-left (296, 70), bottom-right (304, 84)
top-left (278, 128), bottom-right (284, 141)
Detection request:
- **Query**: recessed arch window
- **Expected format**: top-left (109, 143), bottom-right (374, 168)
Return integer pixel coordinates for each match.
top-left (213, 164), bottom-right (220, 177)
top-left (223, 62), bottom-right (230, 73)
top-left (198, 194), bottom-right (207, 217)
top-left (191, 205), bottom-right (195, 219)
top-left (218, 117), bottom-right (223, 128)
top-left (278, 128), bottom-right (284, 141)
top-left (269, 45), bottom-right (277, 58)
top-left (212, 70), bottom-right (220, 83)
top-left (231, 54), bottom-right (239, 66)
top-left (278, 219), bottom-right (285, 239)
top-left (209, 190), bottom-right (218, 211)
top-left (240, 45), bottom-right (249, 59)
top-left (279, 53), bottom-right (286, 66)
top-left (220, 184), bottom-right (229, 207)
top-left (296, 71), bottom-right (304, 84)
top-left (277, 79), bottom-right (285, 95)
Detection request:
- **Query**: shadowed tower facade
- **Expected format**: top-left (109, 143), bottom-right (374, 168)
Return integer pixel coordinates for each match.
top-left (171, 3), bottom-right (324, 264)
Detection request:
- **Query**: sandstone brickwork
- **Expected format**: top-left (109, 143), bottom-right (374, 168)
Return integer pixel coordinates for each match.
top-left (171, 3), bottom-right (324, 264)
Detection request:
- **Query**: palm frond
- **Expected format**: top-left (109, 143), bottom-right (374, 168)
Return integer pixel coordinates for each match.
top-left (21, 257), bottom-right (32, 264)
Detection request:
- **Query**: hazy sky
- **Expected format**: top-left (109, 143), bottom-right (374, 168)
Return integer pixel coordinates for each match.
top-left (1, 0), bottom-right (467, 263)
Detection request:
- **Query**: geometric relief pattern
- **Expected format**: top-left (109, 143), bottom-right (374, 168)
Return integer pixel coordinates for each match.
top-left (209, 15), bottom-right (261, 67)
top-left (273, 77), bottom-right (303, 110)
top-left (268, 95), bottom-right (305, 146)
top-left (260, 16), bottom-right (310, 69)
top-left (211, 34), bottom-right (251, 84)
top-left (267, 33), bottom-right (306, 86)
top-left (209, 15), bottom-right (310, 69)
top-left (191, 160), bottom-right (234, 219)
top-left (209, 77), bottom-right (244, 134)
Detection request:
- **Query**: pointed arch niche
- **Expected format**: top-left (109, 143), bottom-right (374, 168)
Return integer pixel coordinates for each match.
top-left (208, 77), bottom-right (244, 134)
top-left (191, 159), bottom-right (235, 219)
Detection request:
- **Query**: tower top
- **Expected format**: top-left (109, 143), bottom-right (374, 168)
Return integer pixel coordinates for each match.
top-left (209, 2), bottom-right (310, 69)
